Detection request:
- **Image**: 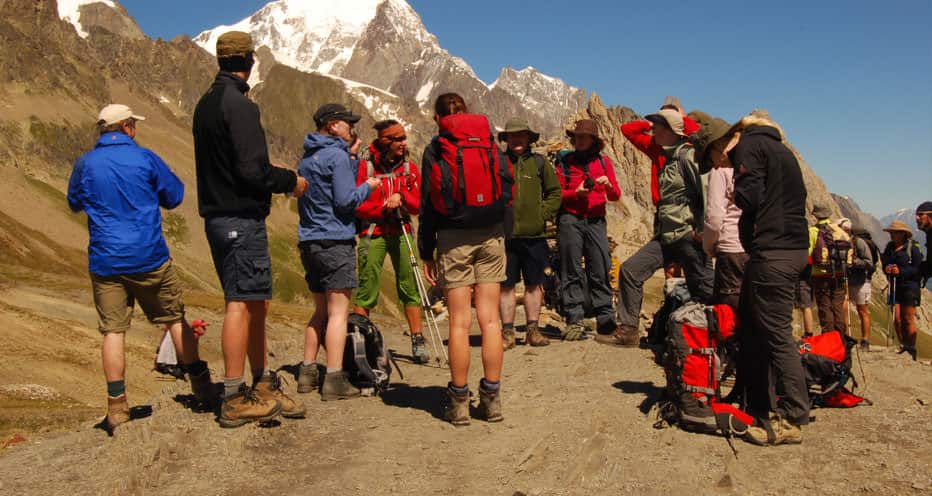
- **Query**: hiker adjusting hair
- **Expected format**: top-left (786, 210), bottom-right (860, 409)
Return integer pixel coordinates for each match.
top-left (352, 120), bottom-right (430, 364)
top-left (193, 31), bottom-right (307, 427)
top-left (68, 104), bottom-right (213, 432)
top-left (881, 220), bottom-right (922, 360)
top-left (498, 117), bottom-right (562, 349)
top-left (722, 111), bottom-right (811, 446)
top-left (611, 108), bottom-right (712, 346)
top-left (808, 200), bottom-right (853, 335)
top-left (297, 103), bottom-right (380, 399)
top-left (839, 218), bottom-right (878, 351)
top-left (555, 119), bottom-right (622, 341)
top-left (418, 93), bottom-right (513, 426)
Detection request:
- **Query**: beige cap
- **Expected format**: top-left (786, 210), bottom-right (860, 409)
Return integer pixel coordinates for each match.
top-left (661, 96), bottom-right (684, 113)
top-left (97, 104), bottom-right (145, 126)
top-left (646, 108), bottom-right (685, 137)
top-left (217, 31), bottom-right (254, 58)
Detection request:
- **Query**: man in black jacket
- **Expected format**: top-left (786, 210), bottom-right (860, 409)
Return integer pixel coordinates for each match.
top-left (193, 31), bottom-right (308, 428)
top-left (917, 201), bottom-right (932, 286)
top-left (707, 112), bottom-right (810, 446)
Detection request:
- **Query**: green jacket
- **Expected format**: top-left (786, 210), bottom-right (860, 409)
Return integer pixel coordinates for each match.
top-left (655, 142), bottom-right (704, 245)
top-left (509, 150), bottom-right (562, 238)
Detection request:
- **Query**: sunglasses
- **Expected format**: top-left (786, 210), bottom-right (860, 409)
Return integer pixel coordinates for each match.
top-left (381, 135), bottom-right (407, 143)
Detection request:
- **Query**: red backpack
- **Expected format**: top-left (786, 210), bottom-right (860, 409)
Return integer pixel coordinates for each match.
top-left (799, 331), bottom-right (870, 408)
top-left (428, 114), bottom-right (513, 226)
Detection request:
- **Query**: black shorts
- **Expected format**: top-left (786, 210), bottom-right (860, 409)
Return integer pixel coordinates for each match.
top-left (503, 237), bottom-right (549, 288)
top-left (794, 278), bottom-right (813, 309)
top-left (205, 216), bottom-right (273, 301)
top-left (894, 285), bottom-right (922, 307)
top-left (299, 239), bottom-right (357, 293)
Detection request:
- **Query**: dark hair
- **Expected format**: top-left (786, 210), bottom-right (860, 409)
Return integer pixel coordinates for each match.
top-left (373, 119), bottom-right (401, 132)
top-left (434, 93), bottom-right (467, 117)
top-left (218, 52), bottom-right (255, 73)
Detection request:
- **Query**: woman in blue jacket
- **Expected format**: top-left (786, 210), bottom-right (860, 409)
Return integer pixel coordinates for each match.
top-left (881, 220), bottom-right (923, 360)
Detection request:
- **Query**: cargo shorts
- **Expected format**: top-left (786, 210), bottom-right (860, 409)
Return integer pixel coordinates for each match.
top-left (91, 260), bottom-right (185, 334)
top-left (436, 223), bottom-right (506, 290)
top-left (205, 216), bottom-right (273, 301)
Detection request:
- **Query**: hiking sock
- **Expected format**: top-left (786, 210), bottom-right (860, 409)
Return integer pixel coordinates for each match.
top-left (107, 380), bottom-right (126, 398)
top-left (182, 360), bottom-right (207, 376)
top-left (223, 377), bottom-right (245, 399)
top-left (448, 382), bottom-right (468, 396)
top-left (251, 368), bottom-right (273, 383)
top-left (302, 360), bottom-right (315, 367)
top-left (479, 378), bottom-right (500, 393)
top-left (326, 367), bottom-right (342, 374)
top-left (502, 323), bottom-right (514, 332)
top-left (527, 320), bottom-right (538, 329)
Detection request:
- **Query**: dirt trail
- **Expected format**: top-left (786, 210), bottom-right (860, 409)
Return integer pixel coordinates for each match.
top-left (0, 294), bottom-right (930, 496)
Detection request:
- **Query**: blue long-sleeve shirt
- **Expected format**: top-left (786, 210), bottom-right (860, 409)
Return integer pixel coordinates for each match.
top-left (297, 133), bottom-right (372, 242)
top-left (67, 132), bottom-right (184, 276)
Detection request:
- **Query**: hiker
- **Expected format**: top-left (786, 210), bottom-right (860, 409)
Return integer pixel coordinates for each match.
top-left (68, 104), bottom-right (213, 431)
top-left (297, 104), bottom-right (380, 399)
top-left (193, 31), bottom-right (307, 427)
top-left (881, 220), bottom-right (922, 360)
top-left (498, 117), bottom-right (562, 349)
top-left (795, 280), bottom-right (816, 337)
top-left (352, 120), bottom-right (429, 364)
top-left (691, 111), bottom-right (746, 310)
top-left (610, 109), bottom-right (712, 346)
top-left (839, 218), bottom-right (878, 351)
top-left (916, 201), bottom-right (932, 286)
top-left (555, 119), bottom-right (622, 341)
top-left (718, 112), bottom-right (810, 445)
top-left (419, 93), bottom-right (512, 425)
top-left (808, 201), bottom-right (851, 335)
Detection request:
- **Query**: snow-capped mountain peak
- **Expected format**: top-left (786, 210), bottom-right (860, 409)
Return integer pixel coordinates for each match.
top-left (58, 0), bottom-right (117, 38)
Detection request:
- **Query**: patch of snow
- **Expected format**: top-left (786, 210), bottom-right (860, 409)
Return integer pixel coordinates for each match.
top-left (415, 80), bottom-right (435, 105)
top-left (57, 0), bottom-right (117, 39)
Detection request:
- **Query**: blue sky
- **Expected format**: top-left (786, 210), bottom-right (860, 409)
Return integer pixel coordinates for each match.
top-left (123, 0), bottom-right (931, 218)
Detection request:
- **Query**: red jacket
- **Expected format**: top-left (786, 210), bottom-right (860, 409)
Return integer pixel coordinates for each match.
top-left (620, 116), bottom-right (700, 205)
top-left (555, 152), bottom-right (621, 218)
top-left (355, 143), bottom-right (420, 237)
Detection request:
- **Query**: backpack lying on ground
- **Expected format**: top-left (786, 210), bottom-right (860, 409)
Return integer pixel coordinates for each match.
top-left (339, 314), bottom-right (396, 395)
top-left (657, 302), bottom-right (753, 440)
top-left (799, 331), bottom-right (870, 408)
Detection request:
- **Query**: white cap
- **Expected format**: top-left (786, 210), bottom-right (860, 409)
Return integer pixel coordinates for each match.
top-left (97, 104), bottom-right (145, 126)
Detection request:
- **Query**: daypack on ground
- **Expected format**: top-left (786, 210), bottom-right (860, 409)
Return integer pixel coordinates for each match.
top-left (338, 314), bottom-right (393, 395)
top-left (657, 302), bottom-right (752, 438)
top-left (428, 113), bottom-right (513, 226)
top-left (811, 222), bottom-right (853, 273)
top-left (799, 331), bottom-right (869, 408)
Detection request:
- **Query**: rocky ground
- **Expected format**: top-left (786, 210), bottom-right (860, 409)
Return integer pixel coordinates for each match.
top-left (0, 282), bottom-right (930, 496)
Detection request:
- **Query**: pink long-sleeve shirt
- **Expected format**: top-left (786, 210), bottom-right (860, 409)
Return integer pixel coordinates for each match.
top-left (703, 167), bottom-right (744, 255)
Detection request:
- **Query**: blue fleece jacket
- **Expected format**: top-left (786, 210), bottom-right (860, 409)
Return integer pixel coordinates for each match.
top-left (298, 133), bottom-right (372, 241)
top-left (67, 132), bottom-right (184, 276)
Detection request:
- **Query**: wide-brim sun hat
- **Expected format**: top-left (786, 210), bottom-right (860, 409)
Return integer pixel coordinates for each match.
top-left (883, 220), bottom-right (913, 237)
top-left (498, 117), bottom-right (540, 144)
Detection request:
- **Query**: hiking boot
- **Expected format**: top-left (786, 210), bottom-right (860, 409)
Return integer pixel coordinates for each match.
top-left (563, 323), bottom-right (587, 341)
top-left (904, 345), bottom-right (917, 361)
top-left (444, 386), bottom-right (470, 426)
top-left (320, 370), bottom-right (361, 401)
top-left (502, 328), bottom-right (517, 350)
top-left (296, 363), bottom-right (319, 394)
top-left (219, 384), bottom-right (281, 428)
top-left (595, 325), bottom-right (640, 347)
top-left (477, 384), bottom-right (503, 423)
top-left (744, 414), bottom-right (802, 446)
top-left (155, 362), bottom-right (186, 380)
top-left (189, 366), bottom-right (218, 407)
top-left (525, 322), bottom-right (550, 347)
top-left (411, 334), bottom-right (430, 364)
top-left (106, 394), bottom-right (130, 431)
top-left (859, 339), bottom-right (870, 352)
top-left (254, 372), bottom-right (306, 419)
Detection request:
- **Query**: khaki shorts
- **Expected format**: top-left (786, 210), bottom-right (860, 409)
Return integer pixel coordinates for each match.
top-left (91, 260), bottom-right (185, 334)
top-left (437, 224), bottom-right (506, 290)
top-left (848, 282), bottom-right (872, 306)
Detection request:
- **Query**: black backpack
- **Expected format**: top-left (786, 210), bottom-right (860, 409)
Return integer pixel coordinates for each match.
top-left (851, 229), bottom-right (880, 277)
top-left (341, 314), bottom-right (395, 394)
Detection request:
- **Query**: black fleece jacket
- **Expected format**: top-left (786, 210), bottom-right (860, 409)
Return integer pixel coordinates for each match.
top-left (731, 125), bottom-right (809, 253)
top-left (193, 72), bottom-right (296, 218)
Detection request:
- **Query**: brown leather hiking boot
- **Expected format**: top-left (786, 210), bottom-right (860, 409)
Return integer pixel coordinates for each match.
top-left (106, 394), bottom-right (130, 431)
top-left (744, 414), bottom-right (802, 446)
top-left (595, 325), bottom-right (640, 347)
top-left (254, 372), bottom-right (306, 419)
top-left (320, 370), bottom-right (361, 401)
top-left (297, 363), bottom-right (319, 394)
top-left (189, 366), bottom-right (218, 407)
top-left (219, 384), bottom-right (281, 428)
top-left (525, 322), bottom-right (550, 347)
top-left (444, 386), bottom-right (470, 426)
top-left (477, 385), bottom-right (503, 422)
top-left (502, 328), bottom-right (516, 350)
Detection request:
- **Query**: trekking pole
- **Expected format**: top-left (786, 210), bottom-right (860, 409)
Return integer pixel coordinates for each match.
top-left (397, 211), bottom-right (448, 367)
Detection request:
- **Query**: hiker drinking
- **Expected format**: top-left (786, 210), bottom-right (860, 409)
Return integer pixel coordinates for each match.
top-left (193, 31), bottom-right (307, 427)
top-left (691, 111), bottom-right (747, 310)
top-left (352, 120), bottom-right (430, 364)
top-left (498, 117), bottom-right (561, 349)
top-left (807, 201), bottom-right (852, 335)
top-left (68, 104), bottom-right (213, 431)
top-left (916, 201), bottom-right (932, 287)
top-left (555, 119), bottom-right (622, 342)
top-left (723, 112), bottom-right (810, 446)
top-left (297, 104), bottom-right (380, 399)
top-left (839, 218), bottom-right (879, 351)
top-left (611, 109), bottom-right (712, 346)
top-left (418, 93), bottom-right (513, 425)
top-left (881, 220), bottom-right (922, 360)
